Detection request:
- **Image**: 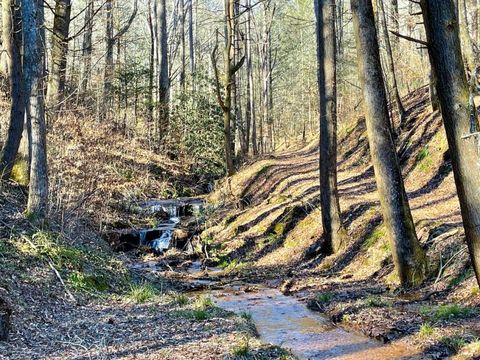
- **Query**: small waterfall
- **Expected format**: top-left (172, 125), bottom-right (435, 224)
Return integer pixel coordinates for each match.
top-left (122, 198), bottom-right (206, 253)
top-left (139, 230), bottom-right (148, 246)
top-left (149, 230), bottom-right (173, 252)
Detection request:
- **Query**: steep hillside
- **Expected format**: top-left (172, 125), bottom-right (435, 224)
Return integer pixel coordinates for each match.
top-left (206, 86), bottom-right (480, 358)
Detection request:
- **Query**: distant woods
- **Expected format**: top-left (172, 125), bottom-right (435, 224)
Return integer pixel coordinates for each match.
top-left (1, 1), bottom-right (480, 288)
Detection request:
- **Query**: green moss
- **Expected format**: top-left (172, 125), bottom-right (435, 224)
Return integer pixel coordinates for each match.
top-left (241, 311), bottom-right (252, 320)
top-left (416, 146), bottom-right (434, 173)
top-left (416, 146), bottom-right (430, 162)
top-left (315, 292), bottom-right (333, 303)
top-left (274, 222), bottom-right (286, 236)
top-left (419, 324), bottom-right (434, 337)
top-left (364, 295), bottom-right (391, 307)
top-left (68, 271), bottom-right (109, 292)
top-left (363, 225), bottom-right (386, 249)
top-left (10, 159), bottom-right (29, 186)
top-left (449, 268), bottom-right (474, 288)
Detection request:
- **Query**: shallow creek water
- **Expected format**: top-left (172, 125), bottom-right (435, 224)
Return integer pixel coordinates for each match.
top-left (210, 285), bottom-right (420, 359)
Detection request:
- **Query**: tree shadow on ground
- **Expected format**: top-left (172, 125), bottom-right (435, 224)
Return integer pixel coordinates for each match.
top-left (409, 155), bottom-right (452, 199)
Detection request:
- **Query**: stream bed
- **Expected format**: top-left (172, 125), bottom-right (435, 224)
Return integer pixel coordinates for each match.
top-left (210, 285), bottom-right (420, 359)
top-left (124, 200), bottom-right (420, 359)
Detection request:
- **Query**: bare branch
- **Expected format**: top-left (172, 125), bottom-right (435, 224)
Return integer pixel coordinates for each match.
top-left (389, 30), bottom-right (428, 46)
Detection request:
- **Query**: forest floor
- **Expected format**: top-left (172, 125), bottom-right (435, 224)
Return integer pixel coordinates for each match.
top-left (1, 86), bottom-right (480, 359)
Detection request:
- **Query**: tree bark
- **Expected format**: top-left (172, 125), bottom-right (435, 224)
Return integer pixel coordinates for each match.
top-left (351, 0), bottom-right (426, 287)
top-left (246, 0), bottom-right (255, 156)
top-left (80, 0), bottom-right (93, 94)
top-left (315, 0), bottom-right (346, 254)
top-left (188, 0), bottom-right (195, 91)
top-left (46, 0), bottom-right (72, 117)
top-left (212, 0), bottom-right (245, 176)
top-left (421, 0), bottom-right (480, 287)
top-left (158, 0), bottom-right (170, 144)
top-left (224, 0), bottom-right (236, 175)
top-left (147, 0), bottom-right (155, 128)
top-left (23, 0), bottom-right (49, 221)
top-left (179, 0), bottom-right (186, 93)
top-left (459, 0), bottom-right (476, 69)
top-left (377, 0), bottom-right (406, 128)
top-left (0, 0), bottom-right (24, 180)
top-left (390, 0), bottom-right (399, 53)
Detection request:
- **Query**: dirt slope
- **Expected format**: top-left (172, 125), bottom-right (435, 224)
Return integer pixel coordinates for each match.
top-left (206, 86), bottom-right (480, 359)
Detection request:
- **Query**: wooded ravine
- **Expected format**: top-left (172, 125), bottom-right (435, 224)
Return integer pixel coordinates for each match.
top-left (0, 0), bottom-right (480, 359)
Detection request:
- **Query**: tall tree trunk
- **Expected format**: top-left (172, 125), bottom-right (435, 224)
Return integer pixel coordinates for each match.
top-left (102, 0), bottom-right (114, 119)
top-left (23, 0), bottom-right (49, 221)
top-left (336, 0), bottom-right (344, 59)
top-left (261, 1), bottom-right (273, 153)
top-left (188, 0), bottom-right (195, 91)
top-left (212, 0), bottom-right (245, 176)
top-left (158, 0), bottom-right (170, 144)
top-left (46, 0), bottom-right (72, 118)
top-left (474, 0), bottom-right (479, 46)
top-left (460, 0), bottom-right (476, 69)
top-left (315, 0), bottom-right (346, 254)
top-left (0, 0), bottom-right (24, 180)
top-left (246, 0), bottom-right (255, 156)
top-left (421, 0), bottom-right (480, 287)
top-left (80, 0), bottom-right (93, 94)
top-left (147, 0), bottom-right (155, 129)
top-left (377, 0), bottom-right (406, 128)
top-left (179, 0), bottom-right (186, 93)
top-left (390, 0), bottom-right (399, 53)
top-left (224, 0), bottom-right (236, 175)
top-left (351, 0), bottom-right (426, 287)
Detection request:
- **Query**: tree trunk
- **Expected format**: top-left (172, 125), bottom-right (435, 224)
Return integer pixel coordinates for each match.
top-left (188, 0), bottom-right (195, 91)
top-left (460, 0), bottom-right (476, 69)
top-left (23, 0), bottom-right (49, 221)
top-left (429, 70), bottom-right (440, 111)
top-left (158, 0), bottom-right (169, 144)
top-left (351, 0), bottom-right (426, 287)
top-left (46, 0), bottom-right (72, 117)
top-left (377, 0), bottom-right (406, 128)
top-left (147, 0), bottom-right (155, 128)
top-left (262, 2), bottom-right (273, 153)
top-left (179, 0), bottom-right (186, 93)
top-left (102, 0), bottom-right (114, 119)
top-left (0, 0), bottom-right (24, 180)
top-left (315, 0), bottom-right (346, 254)
top-left (390, 0), bottom-right (399, 53)
top-left (474, 0), bottom-right (479, 46)
top-left (421, 0), bottom-right (480, 287)
top-left (80, 0), bottom-right (93, 94)
top-left (246, 0), bottom-right (255, 156)
top-left (224, 0), bottom-right (236, 175)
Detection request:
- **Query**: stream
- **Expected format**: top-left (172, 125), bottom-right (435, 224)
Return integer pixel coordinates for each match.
top-left (125, 199), bottom-right (420, 360)
top-left (212, 286), bottom-right (419, 359)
